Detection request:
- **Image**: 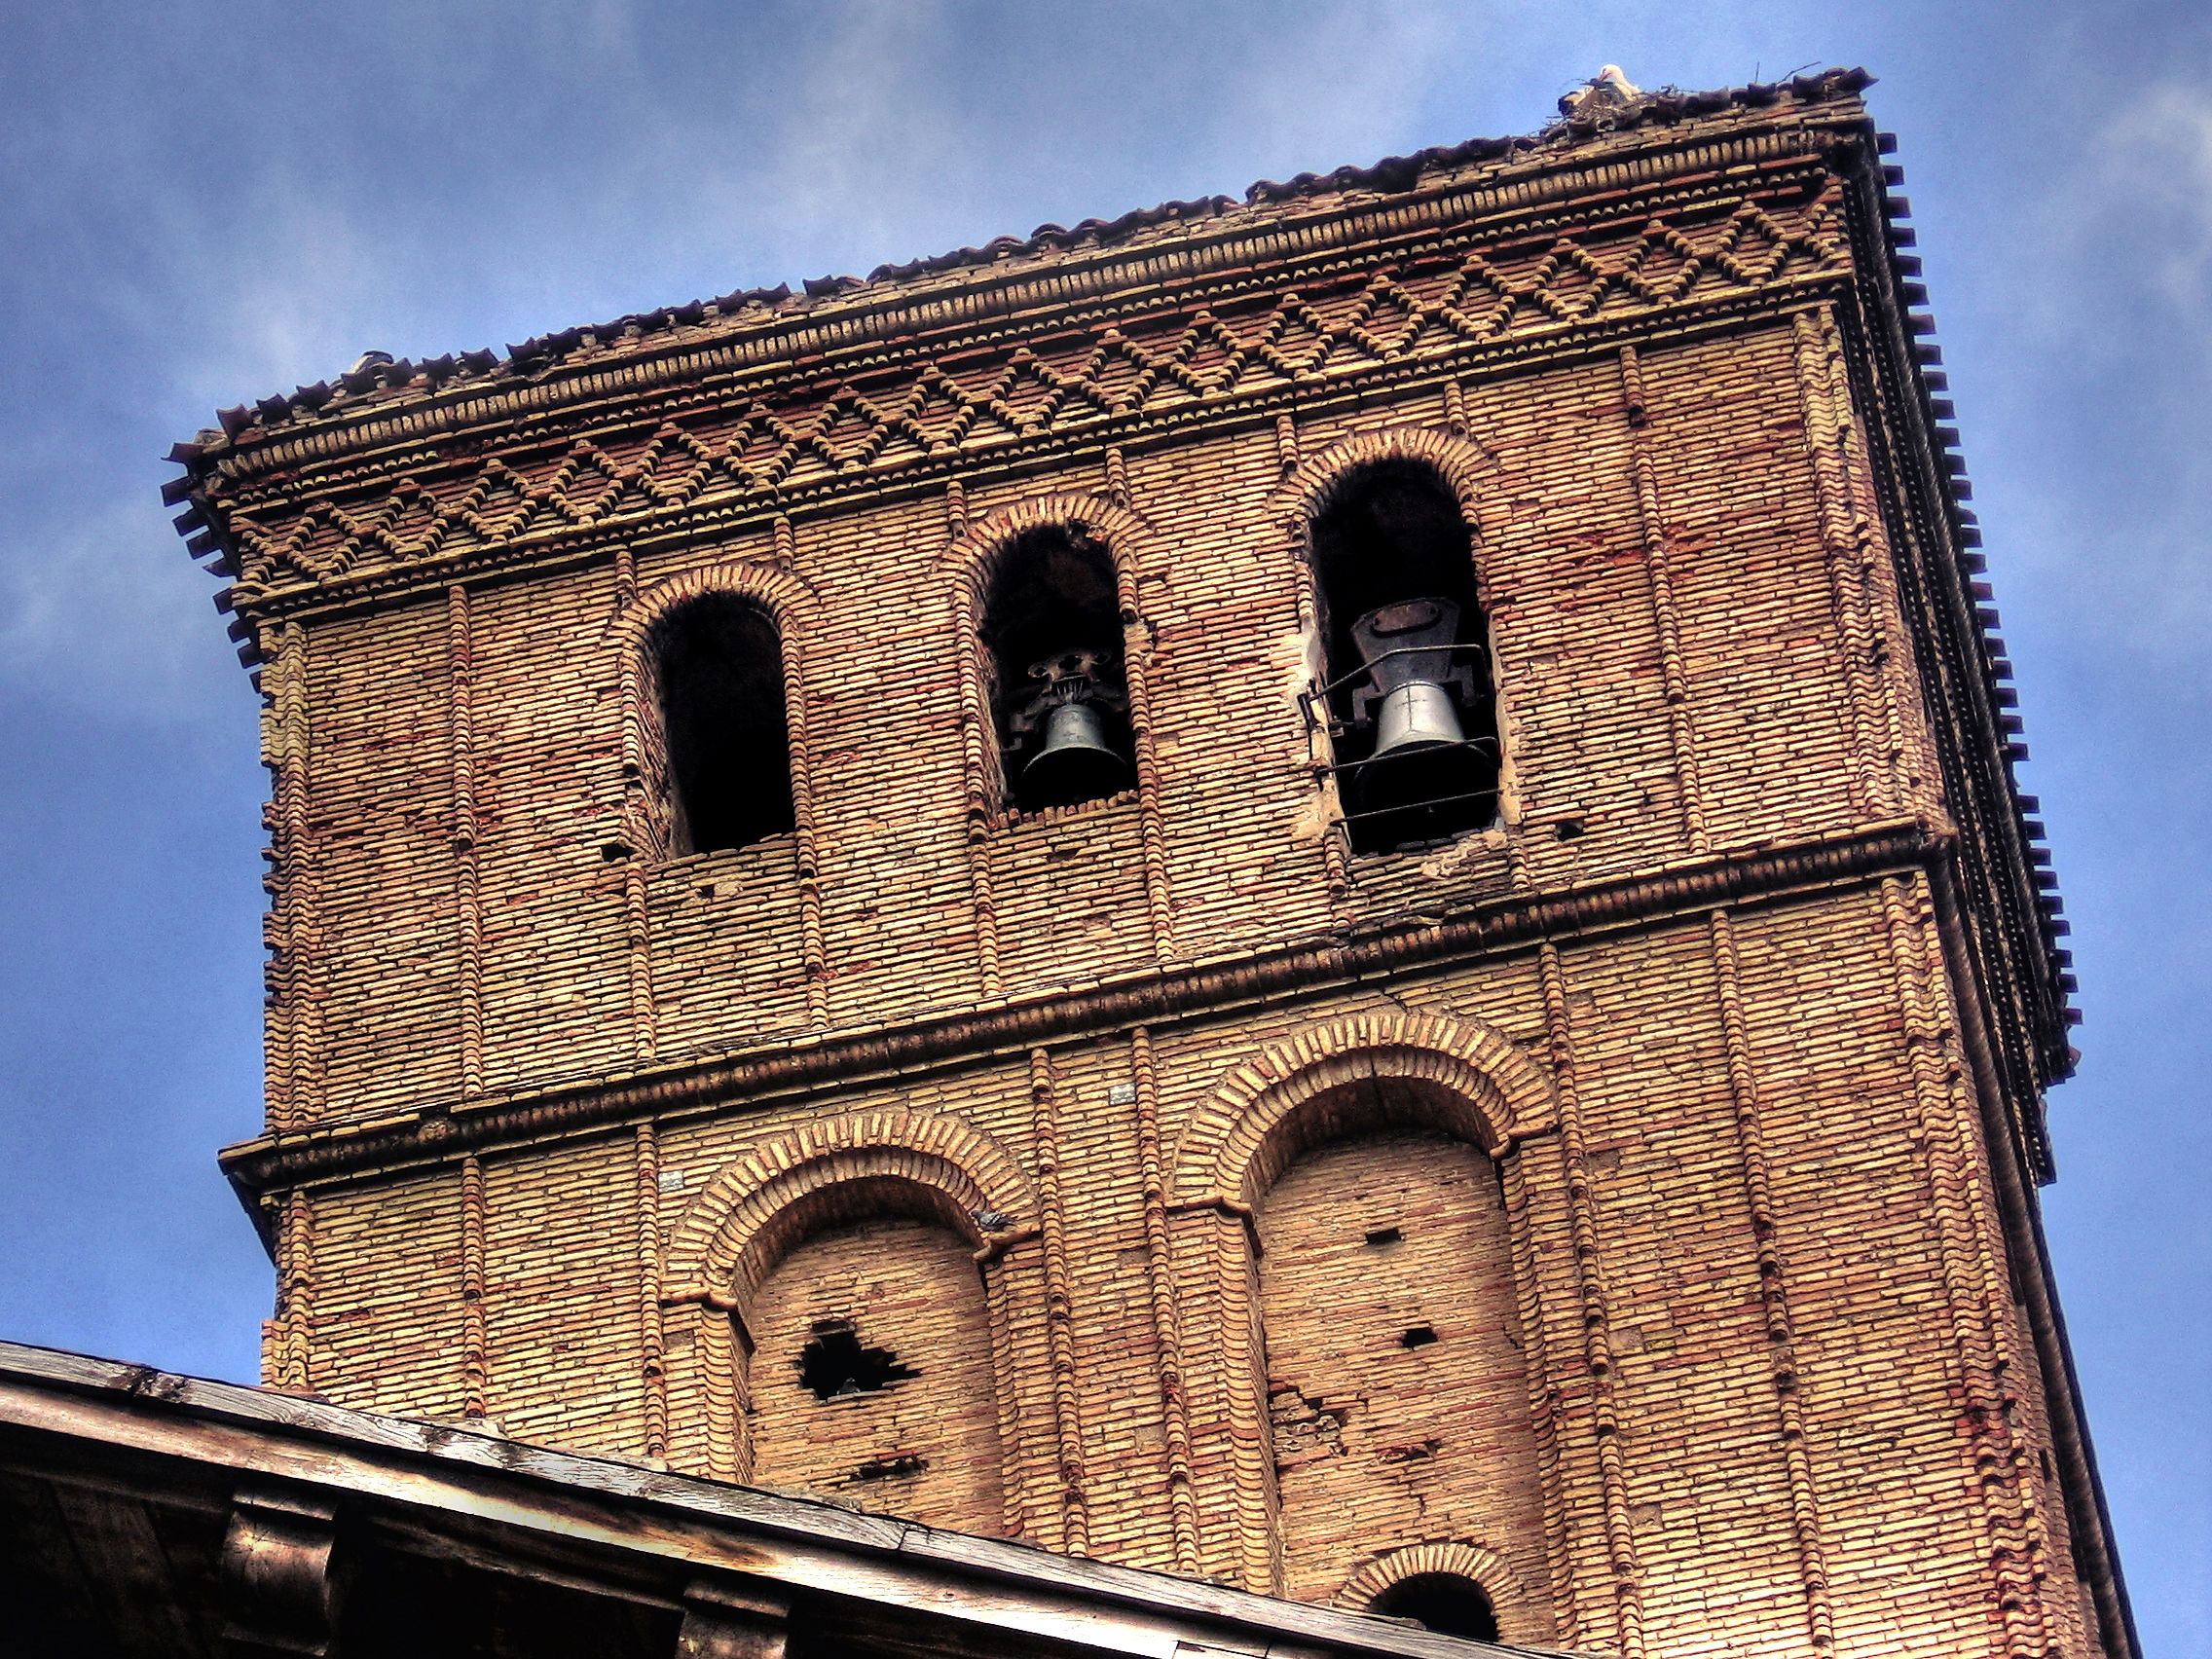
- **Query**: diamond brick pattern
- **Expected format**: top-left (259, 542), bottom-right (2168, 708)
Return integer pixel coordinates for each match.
top-left (228, 192), bottom-right (1842, 592)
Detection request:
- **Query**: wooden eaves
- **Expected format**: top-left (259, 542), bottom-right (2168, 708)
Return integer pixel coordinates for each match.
top-left (0, 1339), bottom-right (1575, 1659)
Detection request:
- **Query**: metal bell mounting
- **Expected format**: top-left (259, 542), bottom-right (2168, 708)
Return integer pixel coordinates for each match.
top-left (1349, 598), bottom-right (1478, 762)
top-left (1347, 598), bottom-right (1484, 815)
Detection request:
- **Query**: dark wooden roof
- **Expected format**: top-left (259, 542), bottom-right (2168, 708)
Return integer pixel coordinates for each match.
top-left (0, 1340), bottom-right (1576, 1659)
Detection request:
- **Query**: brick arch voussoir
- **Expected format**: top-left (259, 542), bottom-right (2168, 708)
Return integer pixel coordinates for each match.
top-left (1335, 1539), bottom-right (1527, 1620)
top-left (946, 493), bottom-right (1161, 616)
top-left (611, 560), bottom-right (818, 650)
top-left (1267, 426), bottom-right (1497, 542)
top-left (1169, 1011), bottom-right (1558, 1206)
top-left (665, 1110), bottom-right (1036, 1303)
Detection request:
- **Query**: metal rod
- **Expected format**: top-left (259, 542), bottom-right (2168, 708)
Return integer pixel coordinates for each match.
top-left (1304, 641), bottom-right (1489, 707)
top-left (1317, 737), bottom-right (1500, 778)
top-left (1340, 788), bottom-right (1502, 829)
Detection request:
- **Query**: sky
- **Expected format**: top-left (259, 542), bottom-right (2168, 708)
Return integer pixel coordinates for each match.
top-left (0, 0), bottom-right (2204, 1649)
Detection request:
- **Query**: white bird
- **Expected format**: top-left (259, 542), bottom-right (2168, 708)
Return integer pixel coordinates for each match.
top-left (1560, 64), bottom-right (1643, 118)
top-left (1594, 64), bottom-right (1641, 101)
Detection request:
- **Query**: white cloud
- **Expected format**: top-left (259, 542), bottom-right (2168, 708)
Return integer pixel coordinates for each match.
top-left (1990, 76), bottom-right (2212, 675)
top-left (0, 494), bottom-right (237, 721)
top-left (2097, 81), bottom-right (2212, 317)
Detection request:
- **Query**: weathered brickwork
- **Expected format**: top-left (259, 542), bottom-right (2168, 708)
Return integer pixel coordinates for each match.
top-left (1259, 1133), bottom-right (1549, 1622)
top-left (173, 71), bottom-right (2127, 1659)
top-left (748, 1216), bottom-right (1006, 1529)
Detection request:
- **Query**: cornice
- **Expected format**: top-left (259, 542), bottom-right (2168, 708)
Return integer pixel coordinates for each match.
top-left (220, 819), bottom-right (1939, 1205)
top-left (1816, 137), bottom-right (2077, 1098)
top-left (176, 96), bottom-right (1868, 497)
top-left (236, 276), bottom-right (1851, 627)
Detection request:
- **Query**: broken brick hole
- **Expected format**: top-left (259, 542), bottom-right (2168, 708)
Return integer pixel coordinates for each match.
top-left (1364, 1227), bottom-right (1403, 1246)
top-left (1553, 817), bottom-right (1585, 840)
top-left (1400, 1325), bottom-right (1439, 1349)
top-left (850, 1455), bottom-right (928, 1482)
top-left (1377, 1437), bottom-right (1442, 1464)
top-left (798, 1320), bottom-right (916, 1401)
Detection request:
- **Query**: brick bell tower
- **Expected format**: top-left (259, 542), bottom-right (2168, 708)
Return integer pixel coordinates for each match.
top-left (169, 67), bottom-right (2134, 1659)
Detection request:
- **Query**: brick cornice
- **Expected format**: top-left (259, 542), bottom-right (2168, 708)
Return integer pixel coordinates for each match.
top-left (220, 818), bottom-right (1940, 1206)
top-left (187, 109), bottom-right (1874, 641)
top-left (236, 281), bottom-right (1851, 628)
top-left (191, 113), bottom-right (1862, 491)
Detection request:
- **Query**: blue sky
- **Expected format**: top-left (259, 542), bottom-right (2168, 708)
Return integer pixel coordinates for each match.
top-left (1, 1), bottom-right (2204, 1648)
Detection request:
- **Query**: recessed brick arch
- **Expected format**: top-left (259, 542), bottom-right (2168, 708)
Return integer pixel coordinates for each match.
top-left (664, 1108), bottom-right (1035, 1307)
top-left (1169, 1010), bottom-right (1561, 1604)
top-left (660, 1109), bottom-right (1035, 1501)
top-left (1169, 1010), bottom-right (1559, 1208)
top-left (611, 559), bottom-right (819, 649)
top-left (1337, 1541), bottom-right (1539, 1644)
top-left (610, 558), bottom-right (831, 1025)
top-left (942, 491), bottom-right (1176, 970)
top-left (1267, 425), bottom-right (1500, 540)
top-left (944, 494), bottom-right (1161, 617)
top-left (1266, 425), bottom-right (1512, 880)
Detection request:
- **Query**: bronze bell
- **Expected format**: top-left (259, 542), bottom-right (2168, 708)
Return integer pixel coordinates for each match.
top-left (1012, 646), bottom-right (1130, 807)
top-left (1349, 598), bottom-right (1482, 812)
top-left (1026, 700), bottom-right (1126, 801)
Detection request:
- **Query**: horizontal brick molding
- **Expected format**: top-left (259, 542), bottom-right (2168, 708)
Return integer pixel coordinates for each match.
top-left (194, 142), bottom-right (1855, 616)
top-left (220, 821), bottom-right (1944, 1200)
top-left (662, 1109), bottom-right (1036, 1308)
top-left (1171, 1011), bottom-right (1559, 1207)
top-left (184, 121), bottom-right (1854, 489)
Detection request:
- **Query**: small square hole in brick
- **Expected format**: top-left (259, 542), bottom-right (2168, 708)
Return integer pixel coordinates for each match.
top-left (1553, 817), bottom-right (1585, 840)
top-left (1401, 1325), bottom-right (1439, 1348)
top-left (1365, 1227), bottom-right (1403, 1246)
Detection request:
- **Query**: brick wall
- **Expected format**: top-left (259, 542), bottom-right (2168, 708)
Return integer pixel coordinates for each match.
top-left (748, 1216), bottom-right (1005, 1530)
top-left (1259, 1130), bottom-right (1549, 1622)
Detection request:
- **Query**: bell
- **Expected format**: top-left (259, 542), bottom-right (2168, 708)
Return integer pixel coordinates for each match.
top-left (1349, 597), bottom-right (1483, 816)
top-left (1023, 699), bottom-right (1128, 806)
top-left (1372, 678), bottom-right (1468, 759)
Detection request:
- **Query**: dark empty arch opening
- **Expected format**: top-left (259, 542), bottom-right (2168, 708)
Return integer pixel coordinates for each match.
top-left (653, 594), bottom-right (794, 856)
top-left (1310, 461), bottom-right (1498, 854)
top-left (1371, 1573), bottom-right (1498, 1642)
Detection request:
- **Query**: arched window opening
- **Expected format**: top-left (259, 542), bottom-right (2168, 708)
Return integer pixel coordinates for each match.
top-left (1370, 1574), bottom-right (1499, 1642)
top-left (1306, 461), bottom-right (1498, 854)
top-left (982, 527), bottom-right (1133, 813)
top-left (650, 594), bottom-right (794, 856)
